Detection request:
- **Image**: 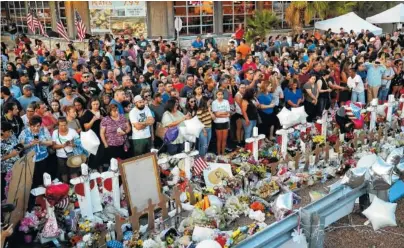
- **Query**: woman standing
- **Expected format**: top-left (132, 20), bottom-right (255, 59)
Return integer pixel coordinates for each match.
top-left (1, 122), bottom-right (20, 200)
top-left (284, 79), bottom-right (303, 109)
top-left (65, 106), bottom-right (82, 133)
top-left (184, 97), bottom-right (198, 117)
top-left (50, 100), bottom-right (64, 120)
top-left (257, 82), bottom-right (276, 140)
top-left (339, 62), bottom-right (351, 106)
top-left (193, 84), bottom-right (204, 107)
top-left (19, 116), bottom-right (53, 188)
top-left (234, 83), bottom-right (246, 145)
top-left (392, 60), bottom-right (404, 98)
top-left (161, 99), bottom-right (191, 155)
top-left (317, 71), bottom-right (333, 116)
top-left (52, 117), bottom-right (80, 183)
top-left (80, 97), bottom-right (106, 171)
top-left (100, 104), bottom-right (131, 161)
top-left (241, 88), bottom-right (259, 139)
top-left (197, 98), bottom-right (214, 156)
top-left (303, 74), bottom-right (319, 122)
top-left (212, 90), bottom-right (231, 155)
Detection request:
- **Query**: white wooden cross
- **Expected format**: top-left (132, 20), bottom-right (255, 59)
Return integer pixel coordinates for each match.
top-left (400, 94), bottom-right (404, 118)
top-left (386, 94), bottom-right (395, 124)
top-left (70, 163), bottom-right (103, 220)
top-left (321, 110), bottom-right (328, 138)
top-left (101, 158), bottom-right (121, 210)
top-left (245, 127), bottom-right (266, 161)
top-left (275, 127), bottom-right (293, 159)
top-left (367, 98), bottom-right (378, 131)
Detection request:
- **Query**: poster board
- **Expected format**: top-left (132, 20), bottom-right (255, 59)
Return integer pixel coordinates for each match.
top-left (5, 151), bottom-right (35, 226)
top-left (119, 153), bottom-right (162, 211)
top-left (89, 1), bottom-right (147, 36)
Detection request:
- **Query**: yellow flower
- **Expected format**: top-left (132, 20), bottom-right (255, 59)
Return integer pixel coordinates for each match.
top-left (236, 168), bottom-right (241, 173)
top-left (64, 210), bottom-right (70, 216)
top-left (232, 229), bottom-right (241, 238)
top-left (137, 240), bottom-right (143, 246)
top-left (85, 227), bottom-right (90, 232)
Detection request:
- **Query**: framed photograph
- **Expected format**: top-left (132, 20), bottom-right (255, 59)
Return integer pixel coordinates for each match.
top-left (119, 153), bottom-right (162, 211)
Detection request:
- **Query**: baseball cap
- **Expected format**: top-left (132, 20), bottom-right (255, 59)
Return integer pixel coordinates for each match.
top-left (82, 83), bottom-right (89, 88)
top-left (134, 95), bottom-right (143, 103)
top-left (23, 85), bottom-right (33, 91)
top-left (105, 79), bottom-right (113, 84)
top-left (64, 82), bottom-right (73, 89)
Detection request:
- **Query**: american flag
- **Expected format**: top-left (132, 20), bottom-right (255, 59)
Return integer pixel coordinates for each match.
top-left (33, 11), bottom-right (49, 37)
top-left (27, 8), bottom-right (38, 33)
top-left (193, 156), bottom-right (208, 175)
top-left (346, 103), bottom-right (361, 120)
top-left (55, 8), bottom-right (70, 41)
top-left (74, 9), bottom-right (86, 42)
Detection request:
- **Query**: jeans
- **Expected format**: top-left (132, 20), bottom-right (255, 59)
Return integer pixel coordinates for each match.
top-left (167, 143), bottom-right (184, 155)
top-left (317, 97), bottom-right (330, 117)
top-left (351, 91), bottom-right (366, 104)
top-left (198, 127), bottom-right (212, 156)
top-left (242, 119), bottom-right (257, 139)
top-left (378, 86), bottom-right (389, 102)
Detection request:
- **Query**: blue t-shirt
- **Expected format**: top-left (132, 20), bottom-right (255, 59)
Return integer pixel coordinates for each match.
top-left (162, 92), bottom-right (170, 104)
top-left (257, 92), bottom-right (274, 115)
top-left (110, 99), bottom-right (124, 115)
top-left (18, 127), bottom-right (51, 162)
top-left (191, 40), bottom-right (204, 49)
top-left (365, 62), bottom-right (386, 87)
top-left (17, 95), bottom-right (40, 110)
top-left (284, 88), bottom-right (303, 106)
top-left (10, 85), bottom-right (22, 99)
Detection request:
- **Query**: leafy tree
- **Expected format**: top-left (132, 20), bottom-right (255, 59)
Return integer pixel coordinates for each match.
top-left (245, 10), bottom-right (279, 43)
top-left (285, 1), bottom-right (328, 34)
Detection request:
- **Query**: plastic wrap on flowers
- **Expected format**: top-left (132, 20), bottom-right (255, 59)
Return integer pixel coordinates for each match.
top-left (273, 192), bottom-right (293, 221)
top-left (341, 167), bottom-right (367, 188)
top-left (369, 157), bottom-right (394, 190)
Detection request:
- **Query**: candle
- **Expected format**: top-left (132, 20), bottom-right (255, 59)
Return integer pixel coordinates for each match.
top-left (185, 142), bottom-right (190, 153)
top-left (253, 127), bottom-right (258, 137)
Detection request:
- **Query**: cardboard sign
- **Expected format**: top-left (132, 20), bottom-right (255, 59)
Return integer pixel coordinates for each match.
top-left (5, 151), bottom-right (35, 226)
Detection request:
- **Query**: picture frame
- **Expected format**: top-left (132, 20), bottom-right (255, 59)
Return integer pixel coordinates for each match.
top-left (118, 153), bottom-right (163, 212)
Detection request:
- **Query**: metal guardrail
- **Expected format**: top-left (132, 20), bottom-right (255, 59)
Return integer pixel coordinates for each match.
top-left (235, 184), bottom-right (368, 248)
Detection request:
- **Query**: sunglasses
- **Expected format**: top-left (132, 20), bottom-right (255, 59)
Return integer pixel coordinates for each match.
top-left (83, 75), bottom-right (90, 78)
top-left (144, 94), bottom-right (151, 97)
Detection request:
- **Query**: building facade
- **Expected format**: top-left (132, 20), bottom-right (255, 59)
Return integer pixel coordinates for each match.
top-left (1, 1), bottom-right (304, 39)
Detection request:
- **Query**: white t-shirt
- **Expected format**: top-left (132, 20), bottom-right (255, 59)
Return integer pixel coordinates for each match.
top-left (129, 106), bottom-right (153, 139)
top-left (212, 99), bottom-right (230, 123)
top-left (52, 128), bottom-right (79, 158)
top-left (382, 67), bottom-right (395, 89)
top-left (347, 74), bottom-right (364, 93)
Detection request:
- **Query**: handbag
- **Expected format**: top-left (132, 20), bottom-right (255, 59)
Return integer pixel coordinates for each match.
top-left (155, 122), bottom-right (167, 140)
top-left (123, 136), bottom-right (131, 152)
top-left (58, 131), bottom-right (74, 158)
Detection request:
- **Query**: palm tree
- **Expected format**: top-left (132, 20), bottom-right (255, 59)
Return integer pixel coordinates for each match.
top-left (244, 10), bottom-right (279, 43)
top-left (285, 1), bottom-right (329, 34)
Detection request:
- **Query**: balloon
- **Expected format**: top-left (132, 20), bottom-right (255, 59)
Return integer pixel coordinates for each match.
top-left (164, 127), bottom-right (179, 143)
top-left (357, 154), bottom-right (378, 169)
top-left (395, 163), bottom-right (404, 177)
top-left (386, 147), bottom-right (403, 166)
top-left (341, 167), bottom-right (367, 188)
top-left (369, 157), bottom-right (394, 190)
top-left (196, 240), bottom-right (222, 248)
top-left (362, 197), bottom-right (397, 231)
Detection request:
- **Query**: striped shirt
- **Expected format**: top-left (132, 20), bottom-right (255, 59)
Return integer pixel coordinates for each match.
top-left (196, 109), bottom-right (212, 128)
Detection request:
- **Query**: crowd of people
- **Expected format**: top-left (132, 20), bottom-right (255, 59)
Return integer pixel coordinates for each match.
top-left (1, 27), bottom-right (404, 199)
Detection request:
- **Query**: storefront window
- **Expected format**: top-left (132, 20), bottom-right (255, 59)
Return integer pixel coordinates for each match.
top-left (1, 2), bottom-right (8, 32)
top-left (7, 2), bottom-right (27, 33)
top-left (174, 1), bottom-right (214, 36)
top-left (222, 1), bottom-right (256, 33)
top-left (57, 2), bottom-right (68, 27)
top-left (29, 1), bottom-right (52, 32)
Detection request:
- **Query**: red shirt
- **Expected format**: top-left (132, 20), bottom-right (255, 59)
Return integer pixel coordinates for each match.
top-left (242, 62), bottom-right (257, 72)
top-left (173, 82), bottom-right (185, 93)
top-left (235, 28), bottom-right (244, 40)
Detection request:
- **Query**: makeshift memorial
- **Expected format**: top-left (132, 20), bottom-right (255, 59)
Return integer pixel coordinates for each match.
top-left (203, 163), bottom-right (233, 189)
top-left (101, 158), bottom-right (123, 210)
top-left (369, 157), bottom-right (394, 190)
top-left (341, 167), bottom-right (367, 189)
top-left (70, 163), bottom-right (103, 220)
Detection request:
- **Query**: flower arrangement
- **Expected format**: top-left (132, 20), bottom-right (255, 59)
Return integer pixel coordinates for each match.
top-left (19, 211), bottom-right (40, 233)
top-left (312, 135), bottom-right (325, 145)
top-left (327, 134), bottom-right (338, 145)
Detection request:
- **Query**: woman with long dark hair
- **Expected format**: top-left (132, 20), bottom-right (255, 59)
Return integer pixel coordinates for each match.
top-left (184, 96), bottom-right (198, 117)
top-left (303, 74), bottom-right (319, 122)
top-left (196, 97), bottom-right (214, 156)
top-left (257, 81), bottom-right (276, 140)
top-left (212, 90), bottom-right (230, 155)
top-left (241, 88), bottom-right (259, 139)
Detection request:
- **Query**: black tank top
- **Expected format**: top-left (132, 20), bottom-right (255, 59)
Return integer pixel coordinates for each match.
top-left (245, 100), bottom-right (258, 120)
top-left (319, 77), bottom-right (330, 99)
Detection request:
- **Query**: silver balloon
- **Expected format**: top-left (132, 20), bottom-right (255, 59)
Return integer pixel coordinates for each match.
top-left (395, 162), bottom-right (404, 178)
top-left (341, 167), bottom-right (367, 188)
top-left (369, 157), bottom-right (394, 190)
top-left (386, 147), bottom-right (403, 166)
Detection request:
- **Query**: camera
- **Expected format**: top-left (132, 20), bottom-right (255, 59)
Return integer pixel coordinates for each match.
top-left (34, 135), bottom-right (39, 140)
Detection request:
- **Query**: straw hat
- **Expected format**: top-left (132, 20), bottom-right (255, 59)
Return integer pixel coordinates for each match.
top-left (67, 154), bottom-right (87, 168)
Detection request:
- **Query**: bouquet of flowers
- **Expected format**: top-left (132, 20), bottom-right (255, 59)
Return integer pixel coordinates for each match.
top-left (19, 211), bottom-right (40, 233)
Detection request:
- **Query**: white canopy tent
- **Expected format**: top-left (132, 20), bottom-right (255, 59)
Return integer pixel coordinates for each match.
top-left (315, 12), bottom-right (382, 35)
top-left (366, 3), bottom-right (404, 24)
